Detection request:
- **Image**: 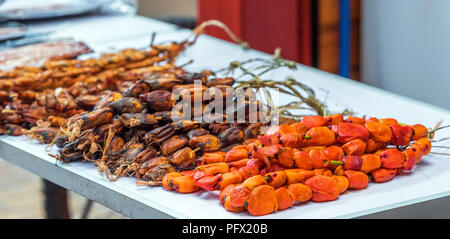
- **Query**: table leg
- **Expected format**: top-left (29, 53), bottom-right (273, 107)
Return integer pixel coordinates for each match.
top-left (42, 179), bottom-right (70, 219)
top-left (81, 199), bottom-right (93, 219)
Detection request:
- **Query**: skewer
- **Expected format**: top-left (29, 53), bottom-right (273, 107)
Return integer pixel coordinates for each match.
top-left (430, 152), bottom-right (450, 156)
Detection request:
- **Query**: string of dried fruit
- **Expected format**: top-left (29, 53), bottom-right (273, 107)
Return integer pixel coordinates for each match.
top-left (193, 114), bottom-right (431, 172)
top-left (52, 68), bottom-right (272, 185)
top-left (0, 20), bottom-right (249, 142)
top-left (0, 41), bottom-right (187, 91)
top-left (161, 114), bottom-right (439, 216)
top-left (165, 135), bottom-right (431, 194)
top-left (0, 41), bottom-right (190, 140)
top-left (163, 139), bottom-right (432, 216)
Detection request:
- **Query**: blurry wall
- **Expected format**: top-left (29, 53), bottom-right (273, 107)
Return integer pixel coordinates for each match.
top-left (362, 0), bottom-right (450, 110)
top-left (316, 0), bottom-right (361, 81)
top-left (137, 0), bottom-right (197, 18)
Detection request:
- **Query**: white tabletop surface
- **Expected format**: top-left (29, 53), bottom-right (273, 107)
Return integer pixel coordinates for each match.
top-left (1, 14), bottom-right (450, 218)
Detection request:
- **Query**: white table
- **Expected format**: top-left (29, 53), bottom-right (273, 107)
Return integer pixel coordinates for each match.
top-left (1, 14), bottom-right (450, 219)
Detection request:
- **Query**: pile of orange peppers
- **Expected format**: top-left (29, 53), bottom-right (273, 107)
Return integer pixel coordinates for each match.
top-left (162, 114), bottom-right (432, 216)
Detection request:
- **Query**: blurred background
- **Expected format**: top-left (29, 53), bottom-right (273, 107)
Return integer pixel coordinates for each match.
top-left (0, 0), bottom-right (449, 219)
top-left (140, 0), bottom-right (450, 111)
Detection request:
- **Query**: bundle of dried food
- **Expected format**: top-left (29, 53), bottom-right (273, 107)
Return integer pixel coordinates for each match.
top-left (0, 39), bottom-right (192, 141)
top-left (0, 19), bottom-right (248, 142)
top-left (52, 67), bottom-right (273, 186)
